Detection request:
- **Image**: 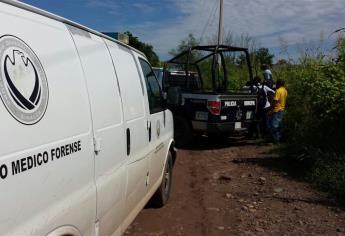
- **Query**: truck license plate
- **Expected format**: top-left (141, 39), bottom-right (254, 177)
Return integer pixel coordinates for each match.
top-left (244, 100), bottom-right (255, 106)
top-left (235, 122), bottom-right (241, 129)
top-left (246, 111), bottom-right (252, 120)
top-left (195, 111), bottom-right (208, 121)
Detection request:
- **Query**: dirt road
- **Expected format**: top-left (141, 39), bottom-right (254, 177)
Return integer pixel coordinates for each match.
top-left (126, 137), bottom-right (345, 236)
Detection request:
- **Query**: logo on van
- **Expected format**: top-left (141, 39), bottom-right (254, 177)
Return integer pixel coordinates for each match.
top-left (0, 36), bottom-right (48, 125)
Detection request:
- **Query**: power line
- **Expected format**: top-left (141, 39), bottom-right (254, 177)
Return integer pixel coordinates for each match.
top-left (199, 0), bottom-right (218, 43)
top-left (201, 1), bottom-right (218, 42)
top-left (209, 2), bottom-right (219, 38)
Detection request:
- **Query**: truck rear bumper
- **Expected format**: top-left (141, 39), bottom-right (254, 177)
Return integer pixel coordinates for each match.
top-left (192, 121), bottom-right (252, 133)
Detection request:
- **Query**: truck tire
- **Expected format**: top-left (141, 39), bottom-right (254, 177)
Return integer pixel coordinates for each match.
top-left (151, 151), bottom-right (173, 207)
top-left (174, 116), bottom-right (193, 147)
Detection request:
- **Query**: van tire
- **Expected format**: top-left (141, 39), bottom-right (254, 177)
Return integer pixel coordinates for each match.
top-left (174, 116), bottom-right (192, 147)
top-left (151, 151), bottom-right (173, 207)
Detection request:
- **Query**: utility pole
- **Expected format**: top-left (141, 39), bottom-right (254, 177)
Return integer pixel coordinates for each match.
top-left (216, 0), bottom-right (224, 71)
top-left (217, 0), bottom-right (224, 46)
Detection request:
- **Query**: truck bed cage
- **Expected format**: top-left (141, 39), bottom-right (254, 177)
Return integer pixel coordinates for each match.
top-left (164, 45), bottom-right (253, 92)
top-left (167, 45), bottom-right (250, 64)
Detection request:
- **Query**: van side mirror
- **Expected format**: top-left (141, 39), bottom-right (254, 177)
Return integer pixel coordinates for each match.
top-left (167, 86), bottom-right (182, 106)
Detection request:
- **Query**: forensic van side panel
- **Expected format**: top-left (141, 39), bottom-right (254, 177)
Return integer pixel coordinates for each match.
top-left (135, 56), bottom-right (173, 191)
top-left (68, 31), bottom-right (128, 235)
top-left (106, 41), bottom-right (152, 232)
top-left (0, 2), bottom-right (96, 235)
top-left (0, 1), bottom-right (175, 235)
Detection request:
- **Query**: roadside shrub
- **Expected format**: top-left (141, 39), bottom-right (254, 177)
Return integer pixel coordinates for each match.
top-left (275, 37), bottom-right (345, 202)
top-left (310, 152), bottom-right (345, 203)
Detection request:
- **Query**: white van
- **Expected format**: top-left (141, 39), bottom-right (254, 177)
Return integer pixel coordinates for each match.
top-left (0, 1), bottom-right (176, 235)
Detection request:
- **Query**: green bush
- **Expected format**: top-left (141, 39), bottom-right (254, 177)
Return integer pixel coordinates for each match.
top-left (275, 37), bottom-right (345, 202)
top-left (311, 152), bottom-right (345, 203)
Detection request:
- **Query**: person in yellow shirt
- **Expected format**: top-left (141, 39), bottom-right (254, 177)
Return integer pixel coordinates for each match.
top-left (270, 79), bottom-right (288, 143)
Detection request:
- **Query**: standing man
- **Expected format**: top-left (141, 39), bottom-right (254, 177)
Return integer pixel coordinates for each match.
top-left (253, 76), bottom-right (275, 137)
top-left (262, 64), bottom-right (273, 88)
top-left (270, 79), bottom-right (288, 143)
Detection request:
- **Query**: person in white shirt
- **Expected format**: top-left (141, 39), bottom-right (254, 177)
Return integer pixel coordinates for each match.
top-left (262, 64), bottom-right (273, 88)
top-left (254, 76), bottom-right (275, 137)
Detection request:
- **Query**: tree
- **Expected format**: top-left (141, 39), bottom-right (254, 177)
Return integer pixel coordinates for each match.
top-left (168, 33), bottom-right (202, 71)
top-left (224, 32), bottom-right (259, 53)
top-left (169, 33), bottom-right (200, 57)
top-left (276, 59), bottom-right (289, 66)
top-left (124, 31), bottom-right (160, 66)
top-left (254, 47), bottom-right (274, 67)
top-left (335, 37), bottom-right (345, 65)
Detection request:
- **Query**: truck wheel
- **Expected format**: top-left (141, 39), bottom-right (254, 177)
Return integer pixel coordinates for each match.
top-left (151, 151), bottom-right (173, 207)
top-left (174, 116), bottom-right (193, 147)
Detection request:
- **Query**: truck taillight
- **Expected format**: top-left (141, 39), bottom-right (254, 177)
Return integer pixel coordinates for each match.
top-left (207, 101), bottom-right (221, 115)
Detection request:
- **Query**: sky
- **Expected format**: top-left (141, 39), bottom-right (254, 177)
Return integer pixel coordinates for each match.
top-left (22, 0), bottom-right (345, 61)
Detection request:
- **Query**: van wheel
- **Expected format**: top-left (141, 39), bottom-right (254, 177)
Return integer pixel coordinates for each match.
top-left (151, 151), bottom-right (173, 207)
top-left (174, 116), bottom-right (192, 147)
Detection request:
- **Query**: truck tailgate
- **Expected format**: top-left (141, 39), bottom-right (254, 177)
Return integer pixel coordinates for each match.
top-left (219, 94), bottom-right (257, 122)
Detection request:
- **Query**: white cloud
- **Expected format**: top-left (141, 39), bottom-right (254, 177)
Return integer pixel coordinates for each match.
top-left (125, 0), bottom-right (345, 60)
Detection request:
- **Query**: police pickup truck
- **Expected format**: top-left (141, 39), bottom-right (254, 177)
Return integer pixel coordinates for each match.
top-left (164, 45), bottom-right (257, 146)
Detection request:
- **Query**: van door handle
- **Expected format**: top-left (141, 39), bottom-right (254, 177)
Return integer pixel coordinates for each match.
top-left (94, 137), bottom-right (101, 155)
top-left (126, 128), bottom-right (130, 155)
top-left (148, 121), bottom-right (152, 142)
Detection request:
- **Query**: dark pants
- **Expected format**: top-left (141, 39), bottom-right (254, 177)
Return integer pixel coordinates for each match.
top-left (248, 108), bottom-right (269, 139)
top-left (260, 108), bottom-right (271, 136)
top-left (270, 111), bottom-right (284, 143)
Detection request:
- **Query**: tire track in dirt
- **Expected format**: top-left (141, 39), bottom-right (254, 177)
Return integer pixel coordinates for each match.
top-left (187, 150), bottom-right (209, 235)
